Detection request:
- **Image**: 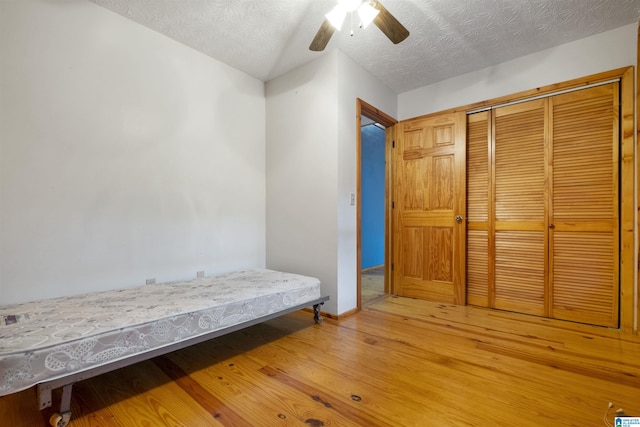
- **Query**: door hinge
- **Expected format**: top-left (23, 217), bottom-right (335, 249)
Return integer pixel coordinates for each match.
top-left (392, 140), bottom-right (395, 148)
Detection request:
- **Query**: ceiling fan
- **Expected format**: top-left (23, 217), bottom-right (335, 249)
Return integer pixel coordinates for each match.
top-left (309, 0), bottom-right (409, 51)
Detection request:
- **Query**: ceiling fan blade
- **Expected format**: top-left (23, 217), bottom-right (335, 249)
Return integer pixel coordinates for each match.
top-left (309, 19), bottom-right (335, 51)
top-left (373, 1), bottom-right (409, 44)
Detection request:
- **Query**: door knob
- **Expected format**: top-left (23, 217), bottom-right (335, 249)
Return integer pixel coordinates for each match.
top-left (455, 215), bottom-right (463, 223)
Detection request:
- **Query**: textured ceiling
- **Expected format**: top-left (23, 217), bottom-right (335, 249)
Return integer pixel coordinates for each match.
top-left (89, 0), bottom-right (640, 93)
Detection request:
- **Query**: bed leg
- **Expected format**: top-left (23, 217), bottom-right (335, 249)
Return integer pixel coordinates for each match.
top-left (313, 302), bottom-right (324, 324)
top-left (49, 384), bottom-right (73, 427)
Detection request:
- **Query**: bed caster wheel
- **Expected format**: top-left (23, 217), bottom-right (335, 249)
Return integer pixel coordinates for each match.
top-left (49, 412), bottom-right (71, 427)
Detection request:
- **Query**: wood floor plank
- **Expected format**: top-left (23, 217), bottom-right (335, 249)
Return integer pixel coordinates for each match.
top-left (259, 365), bottom-right (398, 427)
top-left (163, 336), bottom-right (361, 426)
top-left (0, 388), bottom-right (46, 426)
top-left (152, 356), bottom-right (249, 426)
top-left (70, 359), bottom-right (219, 427)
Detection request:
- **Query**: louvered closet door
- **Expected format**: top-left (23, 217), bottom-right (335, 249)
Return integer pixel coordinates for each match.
top-left (493, 100), bottom-right (547, 316)
top-left (466, 111), bottom-right (490, 307)
top-left (549, 83), bottom-right (619, 327)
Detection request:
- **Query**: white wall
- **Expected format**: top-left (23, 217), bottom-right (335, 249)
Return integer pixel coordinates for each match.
top-left (266, 52), bottom-right (340, 314)
top-left (266, 50), bottom-right (396, 315)
top-left (0, 0), bottom-right (266, 304)
top-left (399, 23), bottom-right (637, 119)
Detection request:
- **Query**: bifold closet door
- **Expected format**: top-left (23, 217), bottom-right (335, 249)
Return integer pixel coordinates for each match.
top-left (549, 83), bottom-right (619, 327)
top-left (466, 111), bottom-right (490, 307)
top-left (493, 99), bottom-right (547, 316)
top-left (465, 83), bottom-right (620, 327)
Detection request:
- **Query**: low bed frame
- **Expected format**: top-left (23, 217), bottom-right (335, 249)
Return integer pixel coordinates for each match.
top-left (0, 269), bottom-right (328, 427)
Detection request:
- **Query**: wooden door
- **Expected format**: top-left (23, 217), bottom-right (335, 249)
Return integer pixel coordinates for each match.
top-left (549, 83), bottom-right (619, 327)
top-left (466, 111), bottom-right (491, 307)
top-left (392, 111), bottom-right (466, 304)
top-left (493, 99), bottom-right (547, 316)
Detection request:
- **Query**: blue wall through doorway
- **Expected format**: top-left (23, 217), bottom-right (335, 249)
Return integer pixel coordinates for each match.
top-left (361, 124), bottom-right (385, 269)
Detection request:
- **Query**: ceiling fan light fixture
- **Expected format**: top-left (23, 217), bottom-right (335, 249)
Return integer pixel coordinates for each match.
top-left (357, 2), bottom-right (380, 28)
top-left (325, 4), bottom-right (347, 30)
top-left (310, 0), bottom-right (408, 51)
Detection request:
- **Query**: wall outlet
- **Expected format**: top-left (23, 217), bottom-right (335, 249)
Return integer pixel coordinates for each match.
top-left (197, 271), bottom-right (205, 278)
top-left (145, 278), bottom-right (156, 285)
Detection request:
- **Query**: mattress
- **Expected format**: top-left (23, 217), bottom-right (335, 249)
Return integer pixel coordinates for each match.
top-left (0, 269), bottom-right (321, 396)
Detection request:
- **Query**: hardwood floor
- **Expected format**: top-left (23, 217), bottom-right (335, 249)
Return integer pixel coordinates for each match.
top-left (2, 296), bottom-right (640, 426)
top-left (361, 266), bottom-right (385, 306)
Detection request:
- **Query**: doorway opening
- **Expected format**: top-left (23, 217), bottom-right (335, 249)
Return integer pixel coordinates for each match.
top-left (360, 118), bottom-right (386, 306)
top-left (356, 99), bottom-right (397, 309)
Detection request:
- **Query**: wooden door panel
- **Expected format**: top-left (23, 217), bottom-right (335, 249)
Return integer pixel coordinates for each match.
top-left (401, 227), bottom-right (423, 278)
top-left (400, 226), bottom-right (453, 281)
top-left (399, 226), bottom-right (455, 301)
top-left (494, 101), bottom-right (545, 222)
top-left (552, 232), bottom-right (616, 325)
top-left (549, 83), bottom-right (619, 327)
top-left (466, 112), bottom-right (490, 307)
top-left (494, 230), bottom-right (545, 316)
top-left (433, 155), bottom-right (454, 210)
top-left (466, 230), bottom-right (489, 306)
top-left (393, 112), bottom-right (465, 304)
top-left (428, 226), bottom-right (453, 282)
top-left (466, 112), bottom-right (490, 223)
top-left (399, 277), bottom-right (455, 302)
top-left (402, 130), bottom-right (427, 210)
top-left (493, 99), bottom-right (547, 315)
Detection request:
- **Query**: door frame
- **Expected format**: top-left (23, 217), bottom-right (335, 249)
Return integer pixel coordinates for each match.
top-left (356, 98), bottom-right (397, 309)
